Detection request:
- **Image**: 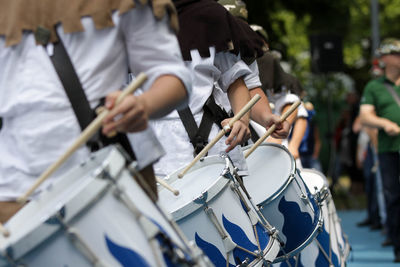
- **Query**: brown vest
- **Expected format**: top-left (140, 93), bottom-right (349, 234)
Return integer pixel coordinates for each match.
top-left (0, 0), bottom-right (179, 46)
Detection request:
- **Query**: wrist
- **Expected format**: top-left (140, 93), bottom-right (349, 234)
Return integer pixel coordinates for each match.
top-left (137, 94), bottom-right (150, 117)
top-left (239, 117), bottom-right (250, 126)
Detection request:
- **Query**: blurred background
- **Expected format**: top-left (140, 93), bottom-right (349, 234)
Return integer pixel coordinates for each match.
top-left (246, 0), bottom-right (400, 209)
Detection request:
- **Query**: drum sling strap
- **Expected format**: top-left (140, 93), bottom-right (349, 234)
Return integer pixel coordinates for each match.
top-left (47, 32), bottom-right (136, 160)
top-left (178, 94), bottom-right (230, 155)
top-left (249, 124), bottom-right (260, 143)
top-left (45, 31), bottom-right (163, 201)
top-left (383, 81), bottom-right (400, 108)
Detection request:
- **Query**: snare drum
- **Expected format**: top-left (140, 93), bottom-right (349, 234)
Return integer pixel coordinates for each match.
top-left (158, 154), bottom-right (281, 267)
top-left (299, 168), bottom-right (350, 266)
top-left (243, 143), bottom-right (323, 262)
top-left (0, 146), bottom-right (208, 267)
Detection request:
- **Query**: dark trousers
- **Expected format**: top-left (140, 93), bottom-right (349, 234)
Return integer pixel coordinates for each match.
top-left (379, 152), bottom-right (400, 252)
top-left (364, 145), bottom-right (380, 225)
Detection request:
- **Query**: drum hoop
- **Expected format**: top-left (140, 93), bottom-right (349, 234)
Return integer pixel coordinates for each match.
top-left (242, 142), bottom-right (296, 173)
top-left (170, 175), bottom-right (231, 222)
top-left (163, 155), bottom-right (234, 222)
top-left (258, 173), bottom-right (296, 207)
top-left (300, 168), bottom-right (329, 187)
top-left (272, 201), bottom-right (324, 262)
top-left (1, 147), bottom-right (126, 259)
top-left (243, 142), bottom-right (297, 204)
top-left (162, 155), bottom-right (229, 185)
top-left (257, 234), bottom-right (281, 264)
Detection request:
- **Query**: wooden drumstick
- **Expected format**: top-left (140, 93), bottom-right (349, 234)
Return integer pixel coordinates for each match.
top-left (0, 223), bottom-right (10, 237)
top-left (178, 94), bottom-right (262, 178)
top-left (156, 177), bottom-right (179, 196)
top-left (244, 100), bottom-right (301, 158)
top-left (17, 73), bottom-right (148, 203)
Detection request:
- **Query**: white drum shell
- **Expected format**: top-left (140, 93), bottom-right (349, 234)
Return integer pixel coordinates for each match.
top-left (296, 168), bottom-right (349, 266)
top-left (158, 155), bottom-right (280, 266)
top-left (0, 147), bottom-right (192, 267)
top-left (243, 143), bottom-right (322, 260)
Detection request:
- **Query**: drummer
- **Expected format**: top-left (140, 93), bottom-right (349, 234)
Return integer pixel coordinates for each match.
top-left (0, 0), bottom-right (192, 222)
top-left (151, 0), bottom-right (290, 178)
top-left (247, 23), bottom-right (309, 165)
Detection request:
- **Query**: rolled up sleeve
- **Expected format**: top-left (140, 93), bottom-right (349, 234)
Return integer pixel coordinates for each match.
top-left (244, 61), bottom-right (262, 90)
top-left (215, 52), bottom-right (252, 92)
top-left (120, 5), bottom-right (192, 109)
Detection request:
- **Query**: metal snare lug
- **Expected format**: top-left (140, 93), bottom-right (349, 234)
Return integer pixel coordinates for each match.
top-left (300, 193), bottom-right (310, 204)
top-left (93, 164), bottom-right (111, 180)
top-left (238, 257), bottom-right (250, 266)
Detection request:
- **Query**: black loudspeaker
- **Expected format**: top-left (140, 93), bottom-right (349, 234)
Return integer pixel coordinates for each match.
top-left (310, 34), bottom-right (343, 73)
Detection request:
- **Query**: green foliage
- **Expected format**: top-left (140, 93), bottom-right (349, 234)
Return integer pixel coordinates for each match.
top-left (245, 0), bottom-right (400, 171)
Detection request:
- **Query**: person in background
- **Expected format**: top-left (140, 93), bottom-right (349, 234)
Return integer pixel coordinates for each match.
top-left (331, 91), bottom-right (362, 190)
top-left (354, 116), bottom-right (383, 230)
top-left (245, 23), bottom-right (307, 164)
top-left (360, 38), bottom-right (400, 262)
top-left (299, 101), bottom-right (323, 171)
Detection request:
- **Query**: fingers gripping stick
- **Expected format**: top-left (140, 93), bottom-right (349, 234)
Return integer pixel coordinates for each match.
top-left (17, 73), bottom-right (148, 203)
top-left (244, 100), bottom-right (301, 158)
top-left (178, 94), bottom-right (261, 178)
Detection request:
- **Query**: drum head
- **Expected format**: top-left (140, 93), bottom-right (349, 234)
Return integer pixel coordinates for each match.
top-left (243, 143), bottom-right (294, 204)
top-left (159, 155), bottom-right (228, 215)
top-left (300, 169), bottom-right (329, 194)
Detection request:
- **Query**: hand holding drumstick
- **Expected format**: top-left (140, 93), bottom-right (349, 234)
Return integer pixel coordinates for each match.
top-left (245, 100), bottom-right (301, 158)
top-left (178, 94), bottom-right (262, 178)
top-left (18, 73), bottom-right (148, 204)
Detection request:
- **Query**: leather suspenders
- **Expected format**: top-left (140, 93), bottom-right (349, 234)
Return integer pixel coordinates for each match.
top-left (178, 94), bottom-right (230, 155)
top-left (46, 30), bottom-right (136, 160)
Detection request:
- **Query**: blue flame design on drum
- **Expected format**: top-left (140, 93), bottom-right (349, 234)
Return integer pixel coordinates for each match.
top-left (278, 254), bottom-right (305, 267)
top-left (195, 214), bottom-right (270, 266)
top-left (195, 233), bottom-right (235, 267)
top-left (105, 235), bottom-right (151, 267)
top-left (316, 226), bottom-right (340, 267)
top-left (278, 196), bottom-right (314, 253)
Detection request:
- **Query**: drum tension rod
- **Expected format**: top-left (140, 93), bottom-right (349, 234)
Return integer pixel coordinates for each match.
top-left (232, 167), bottom-right (277, 236)
top-left (204, 207), bottom-right (236, 254)
top-left (113, 183), bottom-right (194, 266)
top-left (55, 213), bottom-right (106, 267)
top-left (0, 248), bottom-right (21, 267)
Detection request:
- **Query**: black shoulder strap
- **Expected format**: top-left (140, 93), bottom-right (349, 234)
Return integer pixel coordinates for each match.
top-left (50, 38), bottom-right (94, 131)
top-left (249, 124), bottom-right (260, 143)
top-left (203, 95), bottom-right (230, 130)
top-left (383, 81), bottom-right (400, 108)
top-left (178, 94), bottom-right (230, 155)
top-left (48, 33), bottom-right (136, 160)
top-left (178, 107), bottom-right (214, 155)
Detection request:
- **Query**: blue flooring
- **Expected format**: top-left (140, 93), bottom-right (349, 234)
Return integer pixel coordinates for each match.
top-left (338, 210), bottom-right (400, 266)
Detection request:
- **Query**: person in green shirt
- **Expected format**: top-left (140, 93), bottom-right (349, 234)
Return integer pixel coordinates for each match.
top-left (360, 38), bottom-right (400, 262)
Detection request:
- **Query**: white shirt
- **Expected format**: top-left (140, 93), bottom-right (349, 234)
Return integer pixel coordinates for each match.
top-left (151, 48), bottom-right (252, 177)
top-left (213, 61), bottom-right (261, 114)
top-left (0, 6), bottom-right (191, 200)
top-left (267, 91), bottom-right (307, 118)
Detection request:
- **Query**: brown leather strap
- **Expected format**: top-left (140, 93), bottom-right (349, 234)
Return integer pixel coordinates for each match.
top-left (0, 201), bottom-right (25, 223)
top-left (134, 164), bottom-right (158, 202)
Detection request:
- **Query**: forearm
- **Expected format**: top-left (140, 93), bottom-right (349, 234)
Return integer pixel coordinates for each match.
top-left (360, 112), bottom-right (394, 129)
top-left (289, 118), bottom-right (307, 150)
top-left (227, 78), bottom-right (251, 124)
top-left (282, 104), bottom-right (298, 125)
top-left (139, 75), bottom-right (188, 119)
top-left (249, 87), bottom-right (273, 127)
